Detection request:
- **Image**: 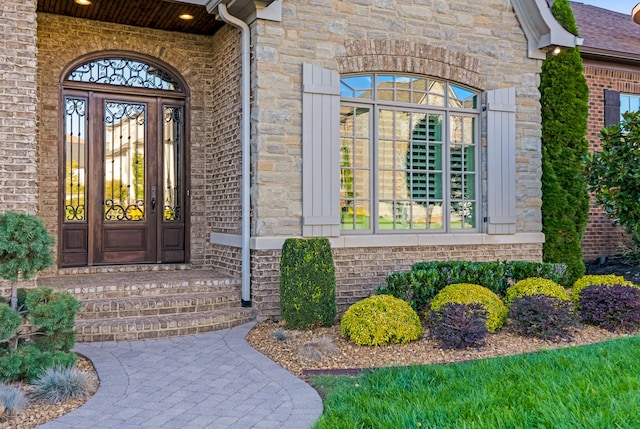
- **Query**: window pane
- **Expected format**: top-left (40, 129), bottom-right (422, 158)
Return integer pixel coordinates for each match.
top-left (379, 109), bottom-right (396, 140)
top-left (465, 145), bottom-right (475, 170)
top-left (464, 173), bottom-right (476, 200)
top-left (449, 84), bottom-right (477, 109)
top-left (393, 201), bottom-right (411, 229)
top-left (354, 200), bottom-right (371, 230)
top-left (428, 202), bottom-right (444, 229)
top-left (340, 75), bottom-right (373, 99)
top-left (378, 170), bottom-right (395, 199)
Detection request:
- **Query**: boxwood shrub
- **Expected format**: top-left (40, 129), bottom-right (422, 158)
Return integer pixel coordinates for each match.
top-left (279, 237), bottom-right (336, 330)
top-left (341, 295), bottom-right (423, 346)
top-left (379, 260), bottom-right (565, 311)
top-left (504, 277), bottom-right (570, 306)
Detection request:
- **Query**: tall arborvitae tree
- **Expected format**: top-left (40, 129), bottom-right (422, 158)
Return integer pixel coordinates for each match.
top-left (540, 0), bottom-right (589, 286)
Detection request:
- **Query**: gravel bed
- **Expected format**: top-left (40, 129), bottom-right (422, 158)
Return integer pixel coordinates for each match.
top-left (246, 320), bottom-right (631, 378)
top-left (0, 356), bottom-right (98, 429)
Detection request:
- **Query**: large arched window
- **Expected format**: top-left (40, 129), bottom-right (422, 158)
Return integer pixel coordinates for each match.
top-left (339, 74), bottom-right (480, 233)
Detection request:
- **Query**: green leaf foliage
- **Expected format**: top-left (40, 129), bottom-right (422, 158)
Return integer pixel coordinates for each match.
top-left (378, 260), bottom-right (564, 311)
top-left (340, 295), bottom-right (423, 346)
top-left (0, 344), bottom-right (76, 383)
top-left (280, 237), bottom-right (337, 330)
top-left (0, 212), bottom-right (54, 282)
top-left (0, 304), bottom-right (21, 343)
top-left (25, 288), bottom-right (81, 352)
top-left (585, 111), bottom-right (640, 259)
top-left (540, 0), bottom-right (589, 286)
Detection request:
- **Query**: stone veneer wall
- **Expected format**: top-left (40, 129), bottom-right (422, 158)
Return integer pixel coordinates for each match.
top-left (0, 0), bottom-right (38, 214)
top-left (36, 14), bottom-right (242, 273)
top-left (252, 244), bottom-right (543, 320)
top-left (581, 61), bottom-right (635, 260)
top-left (247, 0), bottom-right (545, 318)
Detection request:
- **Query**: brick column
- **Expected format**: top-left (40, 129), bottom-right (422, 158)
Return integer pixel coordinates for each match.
top-left (0, 0), bottom-right (38, 214)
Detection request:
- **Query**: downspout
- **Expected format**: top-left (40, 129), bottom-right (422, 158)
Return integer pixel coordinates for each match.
top-left (217, 3), bottom-right (252, 307)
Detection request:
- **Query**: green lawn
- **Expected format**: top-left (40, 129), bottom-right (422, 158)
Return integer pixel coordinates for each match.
top-left (311, 336), bottom-right (640, 429)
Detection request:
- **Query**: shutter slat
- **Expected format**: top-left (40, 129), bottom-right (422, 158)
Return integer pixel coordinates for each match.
top-left (487, 87), bottom-right (517, 235)
top-left (302, 63), bottom-right (341, 237)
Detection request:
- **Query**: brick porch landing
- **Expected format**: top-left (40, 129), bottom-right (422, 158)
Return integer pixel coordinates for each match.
top-left (37, 267), bottom-right (255, 342)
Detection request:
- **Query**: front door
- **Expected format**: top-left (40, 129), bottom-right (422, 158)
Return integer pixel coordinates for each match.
top-left (60, 57), bottom-right (187, 267)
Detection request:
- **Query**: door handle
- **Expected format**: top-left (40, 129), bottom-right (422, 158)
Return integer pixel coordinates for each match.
top-left (151, 186), bottom-right (156, 214)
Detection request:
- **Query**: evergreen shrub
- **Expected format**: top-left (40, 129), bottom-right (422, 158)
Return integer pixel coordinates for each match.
top-left (379, 261), bottom-right (565, 311)
top-left (25, 288), bottom-right (80, 352)
top-left (571, 275), bottom-right (635, 303)
top-left (585, 111), bottom-right (640, 261)
top-left (340, 295), bottom-right (423, 346)
top-left (0, 304), bottom-right (21, 344)
top-left (508, 295), bottom-right (577, 340)
top-left (540, 0), bottom-right (590, 286)
top-left (0, 344), bottom-right (76, 382)
top-left (429, 283), bottom-right (507, 332)
top-left (504, 277), bottom-right (570, 306)
top-left (279, 237), bottom-right (336, 330)
top-left (579, 285), bottom-right (640, 332)
top-left (428, 302), bottom-right (488, 349)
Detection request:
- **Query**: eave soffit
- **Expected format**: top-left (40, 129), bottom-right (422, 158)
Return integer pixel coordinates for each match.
top-left (511, 0), bottom-right (583, 59)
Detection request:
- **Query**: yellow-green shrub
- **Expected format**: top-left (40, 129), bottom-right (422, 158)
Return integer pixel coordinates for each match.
top-left (571, 275), bottom-right (635, 302)
top-left (340, 295), bottom-right (423, 346)
top-left (505, 277), bottom-right (570, 306)
top-left (430, 284), bottom-right (507, 332)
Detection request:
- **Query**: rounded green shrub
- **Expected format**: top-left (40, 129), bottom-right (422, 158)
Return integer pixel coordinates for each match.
top-left (430, 283), bottom-right (507, 332)
top-left (340, 295), bottom-right (423, 346)
top-left (505, 277), bottom-right (570, 306)
top-left (571, 275), bottom-right (635, 302)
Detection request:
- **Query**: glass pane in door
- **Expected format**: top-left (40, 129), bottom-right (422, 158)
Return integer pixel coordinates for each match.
top-left (163, 106), bottom-right (183, 221)
top-left (64, 97), bottom-right (87, 222)
top-left (104, 101), bottom-right (146, 221)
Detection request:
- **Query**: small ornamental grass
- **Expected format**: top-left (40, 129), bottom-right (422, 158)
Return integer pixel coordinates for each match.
top-left (505, 277), bottom-right (569, 306)
top-left (579, 284), bottom-right (640, 332)
top-left (429, 283), bottom-right (507, 332)
top-left (0, 383), bottom-right (27, 417)
top-left (508, 294), bottom-right (578, 341)
top-left (340, 295), bottom-right (423, 346)
top-left (299, 337), bottom-right (339, 361)
top-left (31, 365), bottom-right (94, 404)
top-left (428, 302), bottom-right (488, 349)
top-left (571, 274), bottom-right (635, 302)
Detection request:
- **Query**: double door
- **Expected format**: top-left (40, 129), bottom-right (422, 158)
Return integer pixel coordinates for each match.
top-left (61, 92), bottom-right (186, 266)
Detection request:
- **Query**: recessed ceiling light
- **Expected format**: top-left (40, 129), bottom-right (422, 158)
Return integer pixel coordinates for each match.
top-left (179, 14), bottom-right (194, 20)
top-left (75, 0), bottom-right (92, 5)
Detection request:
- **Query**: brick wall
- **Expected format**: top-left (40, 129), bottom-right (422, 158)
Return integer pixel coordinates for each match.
top-left (581, 61), bottom-right (636, 260)
top-left (252, 243), bottom-right (542, 319)
top-left (0, 0), bottom-right (38, 214)
top-left (36, 14), bottom-right (242, 272)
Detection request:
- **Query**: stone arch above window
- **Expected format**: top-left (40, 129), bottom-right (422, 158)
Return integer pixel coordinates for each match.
top-left (64, 55), bottom-right (184, 93)
top-left (337, 40), bottom-right (486, 91)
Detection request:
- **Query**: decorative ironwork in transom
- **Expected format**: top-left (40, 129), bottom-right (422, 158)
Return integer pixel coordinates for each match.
top-left (66, 58), bottom-right (181, 92)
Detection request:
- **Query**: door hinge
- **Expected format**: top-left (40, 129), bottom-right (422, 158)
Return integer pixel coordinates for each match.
top-left (186, 189), bottom-right (190, 197)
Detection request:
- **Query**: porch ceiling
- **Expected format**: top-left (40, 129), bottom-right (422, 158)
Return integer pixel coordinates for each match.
top-left (37, 0), bottom-right (224, 35)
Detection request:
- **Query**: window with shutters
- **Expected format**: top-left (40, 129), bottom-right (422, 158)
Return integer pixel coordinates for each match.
top-left (339, 74), bottom-right (480, 233)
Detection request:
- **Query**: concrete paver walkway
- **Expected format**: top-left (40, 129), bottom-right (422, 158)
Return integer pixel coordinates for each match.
top-left (38, 322), bottom-right (322, 429)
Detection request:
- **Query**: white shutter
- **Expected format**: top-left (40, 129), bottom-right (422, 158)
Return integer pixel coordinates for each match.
top-left (486, 87), bottom-right (517, 234)
top-left (302, 63), bottom-right (341, 237)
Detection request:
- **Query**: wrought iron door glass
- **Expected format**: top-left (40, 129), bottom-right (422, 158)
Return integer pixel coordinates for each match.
top-left (64, 97), bottom-right (87, 221)
top-left (104, 101), bottom-right (146, 221)
top-left (163, 106), bottom-right (183, 221)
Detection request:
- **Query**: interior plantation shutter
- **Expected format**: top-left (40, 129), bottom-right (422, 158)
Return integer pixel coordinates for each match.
top-left (604, 89), bottom-right (621, 127)
top-left (301, 63), bottom-right (341, 237)
top-left (486, 87), bottom-right (517, 234)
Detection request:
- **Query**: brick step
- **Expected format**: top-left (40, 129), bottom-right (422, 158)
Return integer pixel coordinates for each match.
top-left (74, 307), bottom-right (256, 342)
top-left (76, 291), bottom-right (240, 321)
top-left (37, 269), bottom-right (240, 300)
